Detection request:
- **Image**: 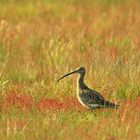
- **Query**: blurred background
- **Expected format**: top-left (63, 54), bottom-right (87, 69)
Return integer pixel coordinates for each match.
top-left (0, 0), bottom-right (140, 139)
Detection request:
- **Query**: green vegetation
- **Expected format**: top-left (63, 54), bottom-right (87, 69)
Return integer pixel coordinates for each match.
top-left (0, 0), bottom-right (140, 139)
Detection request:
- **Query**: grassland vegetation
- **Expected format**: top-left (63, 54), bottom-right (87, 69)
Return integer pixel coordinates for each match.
top-left (0, 0), bottom-right (140, 139)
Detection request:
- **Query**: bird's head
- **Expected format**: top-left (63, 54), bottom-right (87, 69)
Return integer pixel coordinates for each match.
top-left (57, 66), bottom-right (85, 82)
top-left (76, 67), bottom-right (85, 74)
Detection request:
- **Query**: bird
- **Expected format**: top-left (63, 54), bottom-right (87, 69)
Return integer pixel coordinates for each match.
top-left (57, 67), bottom-right (119, 110)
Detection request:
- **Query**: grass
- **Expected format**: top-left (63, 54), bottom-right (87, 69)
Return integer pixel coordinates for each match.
top-left (0, 0), bottom-right (140, 139)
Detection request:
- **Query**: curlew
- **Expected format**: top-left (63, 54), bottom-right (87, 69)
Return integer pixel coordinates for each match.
top-left (57, 67), bottom-right (119, 110)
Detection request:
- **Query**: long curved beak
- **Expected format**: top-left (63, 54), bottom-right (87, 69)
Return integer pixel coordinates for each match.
top-left (57, 70), bottom-right (78, 82)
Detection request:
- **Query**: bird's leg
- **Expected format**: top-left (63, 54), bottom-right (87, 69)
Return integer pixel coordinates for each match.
top-left (88, 108), bottom-right (96, 116)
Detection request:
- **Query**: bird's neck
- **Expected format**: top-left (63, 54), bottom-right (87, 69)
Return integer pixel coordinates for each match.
top-left (77, 73), bottom-right (87, 89)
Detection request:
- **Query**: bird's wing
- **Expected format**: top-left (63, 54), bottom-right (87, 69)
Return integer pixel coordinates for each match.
top-left (81, 89), bottom-right (119, 108)
top-left (83, 89), bottom-right (105, 105)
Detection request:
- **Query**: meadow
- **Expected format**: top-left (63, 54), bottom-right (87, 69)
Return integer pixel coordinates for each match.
top-left (0, 0), bottom-right (140, 139)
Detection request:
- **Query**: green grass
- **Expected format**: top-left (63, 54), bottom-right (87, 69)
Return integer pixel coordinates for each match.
top-left (0, 0), bottom-right (140, 139)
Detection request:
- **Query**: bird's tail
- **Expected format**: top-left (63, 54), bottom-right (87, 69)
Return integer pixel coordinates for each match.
top-left (104, 100), bottom-right (119, 109)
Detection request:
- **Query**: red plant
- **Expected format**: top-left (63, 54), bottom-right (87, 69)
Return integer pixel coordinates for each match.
top-left (6, 120), bottom-right (28, 130)
top-left (3, 92), bottom-right (33, 110)
top-left (37, 96), bottom-right (83, 112)
top-left (62, 96), bottom-right (82, 111)
top-left (119, 97), bottom-right (140, 122)
top-left (110, 47), bottom-right (118, 59)
top-left (37, 98), bottom-right (63, 112)
top-left (123, 97), bottom-right (140, 111)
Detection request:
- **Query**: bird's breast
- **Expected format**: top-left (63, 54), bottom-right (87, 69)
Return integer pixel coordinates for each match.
top-left (76, 90), bottom-right (89, 109)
